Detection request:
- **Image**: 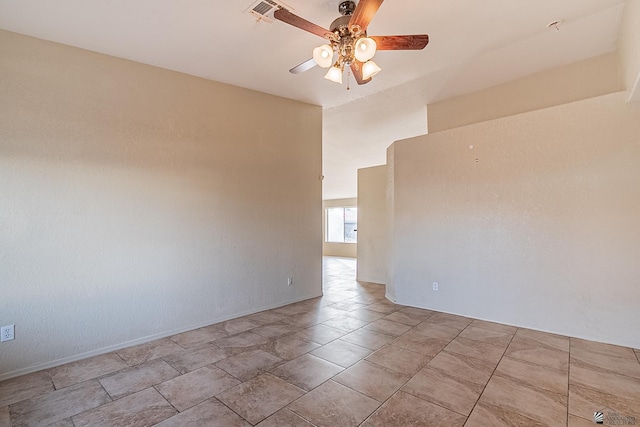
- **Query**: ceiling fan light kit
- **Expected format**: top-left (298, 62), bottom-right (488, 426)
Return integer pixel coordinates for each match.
top-left (313, 44), bottom-right (334, 68)
top-left (274, 0), bottom-right (429, 86)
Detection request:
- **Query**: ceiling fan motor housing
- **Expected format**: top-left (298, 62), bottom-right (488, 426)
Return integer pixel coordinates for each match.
top-left (339, 1), bottom-right (356, 16)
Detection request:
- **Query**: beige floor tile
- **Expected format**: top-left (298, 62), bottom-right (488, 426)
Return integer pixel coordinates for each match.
top-left (244, 311), bottom-right (288, 325)
top-left (569, 384), bottom-right (640, 423)
top-left (288, 380), bottom-right (379, 427)
top-left (170, 327), bottom-right (227, 349)
top-left (116, 338), bottom-right (184, 366)
top-left (99, 359), bottom-right (179, 399)
top-left (428, 350), bottom-right (497, 386)
top-left (280, 312), bottom-right (322, 328)
top-left (465, 400), bottom-right (547, 427)
top-left (72, 387), bottom-right (176, 427)
top-left (312, 306), bottom-right (353, 322)
top-left (155, 398), bottom-right (250, 427)
top-left (274, 303), bottom-right (318, 316)
top-left (345, 308), bottom-right (388, 322)
top-left (458, 325), bottom-right (513, 348)
top-left (571, 346), bottom-right (640, 379)
top-left (515, 328), bottom-right (570, 352)
top-left (270, 354), bottom-right (343, 391)
top-left (215, 349), bottom-right (283, 381)
top-left (216, 374), bottom-right (305, 425)
top-left (328, 301), bottom-right (368, 312)
top-left (321, 316), bottom-right (369, 332)
top-left (366, 302), bottom-right (401, 314)
top-left (425, 312), bottom-right (473, 330)
top-left (398, 306), bottom-right (435, 318)
top-left (505, 334), bottom-right (570, 371)
top-left (252, 322), bottom-right (302, 339)
top-left (0, 406), bottom-right (9, 427)
top-left (469, 319), bottom-right (518, 335)
top-left (363, 391), bottom-right (466, 427)
top-left (402, 367), bottom-right (484, 416)
top-left (217, 318), bottom-right (260, 335)
top-left (0, 371), bottom-right (54, 407)
top-left (10, 380), bottom-right (111, 427)
top-left (494, 356), bottom-right (568, 395)
top-left (310, 339), bottom-right (372, 368)
top-left (333, 360), bottom-right (410, 402)
top-left (49, 353), bottom-right (127, 389)
top-left (156, 365), bottom-right (240, 411)
top-left (444, 336), bottom-right (506, 364)
top-left (568, 414), bottom-right (597, 427)
top-left (212, 331), bottom-right (271, 350)
top-left (382, 311), bottom-right (424, 326)
top-left (570, 338), bottom-right (638, 360)
top-left (162, 343), bottom-right (233, 374)
top-left (349, 295), bottom-right (383, 305)
top-left (391, 330), bottom-right (450, 356)
top-left (255, 408), bottom-right (315, 426)
top-left (294, 324), bottom-right (347, 345)
top-left (259, 334), bottom-right (320, 360)
top-left (364, 319), bottom-right (412, 336)
top-left (412, 322), bottom-right (460, 340)
top-left (365, 344), bottom-right (431, 376)
top-left (478, 375), bottom-right (568, 427)
top-left (340, 328), bottom-right (396, 350)
top-left (570, 364), bottom-right (640, 401)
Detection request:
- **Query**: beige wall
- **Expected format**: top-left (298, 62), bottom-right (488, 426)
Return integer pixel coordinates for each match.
top-left (0, 30), bottom-right (322, 379)
top-left (390, 92), bottom-right (640, 348)
top-left (427, 53), bottom-right (622, 133)
top-left (620, 0), bottom-right (640, 102)
top-left (322, 198), bottom-right (357, 258)
top-left (356, 166), bottom-right (387, 284)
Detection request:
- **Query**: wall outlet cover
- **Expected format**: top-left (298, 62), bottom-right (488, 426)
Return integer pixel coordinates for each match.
top-left (1, 325), bottom-right (15, 342)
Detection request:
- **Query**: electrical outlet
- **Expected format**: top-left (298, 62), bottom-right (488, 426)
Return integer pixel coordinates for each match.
top-left (1, 325), bottom-right (14, 342)
top-left (432, 282), bottom-right (439, 291)
top-left (287, 277), bottom-right (293, 286)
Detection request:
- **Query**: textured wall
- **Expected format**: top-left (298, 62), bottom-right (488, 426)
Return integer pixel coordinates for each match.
top-left (620, 0), bottom-right (640, 102)
top-left (391, 92), bottom-right (640, 348)
top-left (0, 30), bottom-right (322, 379)
top-left (427, 53), bottom-right (622, 133)
top-left (356, 166), bottom-right (388, 284)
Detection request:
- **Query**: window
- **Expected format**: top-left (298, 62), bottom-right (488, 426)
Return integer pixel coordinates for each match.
top-left (326, 207), bottom-right (357, 243)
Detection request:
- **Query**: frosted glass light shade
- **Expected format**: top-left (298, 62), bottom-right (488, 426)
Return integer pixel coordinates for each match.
top-left (362, 60), bottom-right (381, 79)
top-left (313, 44), bottom-right (334, 68)
top-left (324, 66), bottom-right (343, 84)
top-left (355, 37), bottom-right (377, 62)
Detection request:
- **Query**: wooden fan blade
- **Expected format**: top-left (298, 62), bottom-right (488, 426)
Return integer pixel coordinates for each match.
top-left (351, 62), bottom-right (372, 85)
top-left (371, 34), bottom-right (429, 50)
top-left (274, 8), bottom-right (331, 39)
top-left (290, 58), bottom-right (317, 74)
top-left (349, 0), bottom-right (384, 32)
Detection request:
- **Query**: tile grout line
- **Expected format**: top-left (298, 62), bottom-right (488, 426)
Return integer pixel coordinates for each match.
top-left (461, 326), bottom-right (518, 426)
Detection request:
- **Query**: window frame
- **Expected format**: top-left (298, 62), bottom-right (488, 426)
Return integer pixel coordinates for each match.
top-left (325, 206), bottom-right (358, 243)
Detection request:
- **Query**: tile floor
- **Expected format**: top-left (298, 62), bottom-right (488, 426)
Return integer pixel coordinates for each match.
top-left (1, 257), bottom-right (639, 426)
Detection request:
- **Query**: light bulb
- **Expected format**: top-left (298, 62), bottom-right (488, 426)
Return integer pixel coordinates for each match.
top-left (362, 60), bottom-right (381, 80)
top-left (324, 65), bottom-right (343, 84)
top-left (354, 37), bottom-right (377, 62)
top-left (312, 44), bottom-right (334, 68)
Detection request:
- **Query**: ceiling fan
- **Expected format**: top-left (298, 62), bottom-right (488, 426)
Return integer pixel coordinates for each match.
top-left (274, 0), bottom-right (429, 85)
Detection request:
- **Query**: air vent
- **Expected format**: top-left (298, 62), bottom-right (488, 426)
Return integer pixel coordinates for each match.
top-left (246, 0), bottom-right (292, 23)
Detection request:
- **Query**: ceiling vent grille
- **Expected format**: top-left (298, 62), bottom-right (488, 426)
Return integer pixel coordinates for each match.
top-left (246, 0), bottom-right (291, 23)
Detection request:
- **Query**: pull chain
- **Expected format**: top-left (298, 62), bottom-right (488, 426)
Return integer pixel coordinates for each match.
top-left (346, 68), bottom-right (351, 91)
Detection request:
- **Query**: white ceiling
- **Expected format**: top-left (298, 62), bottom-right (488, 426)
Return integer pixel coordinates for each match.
top-left (0, 0), bottom-right (627, 199)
